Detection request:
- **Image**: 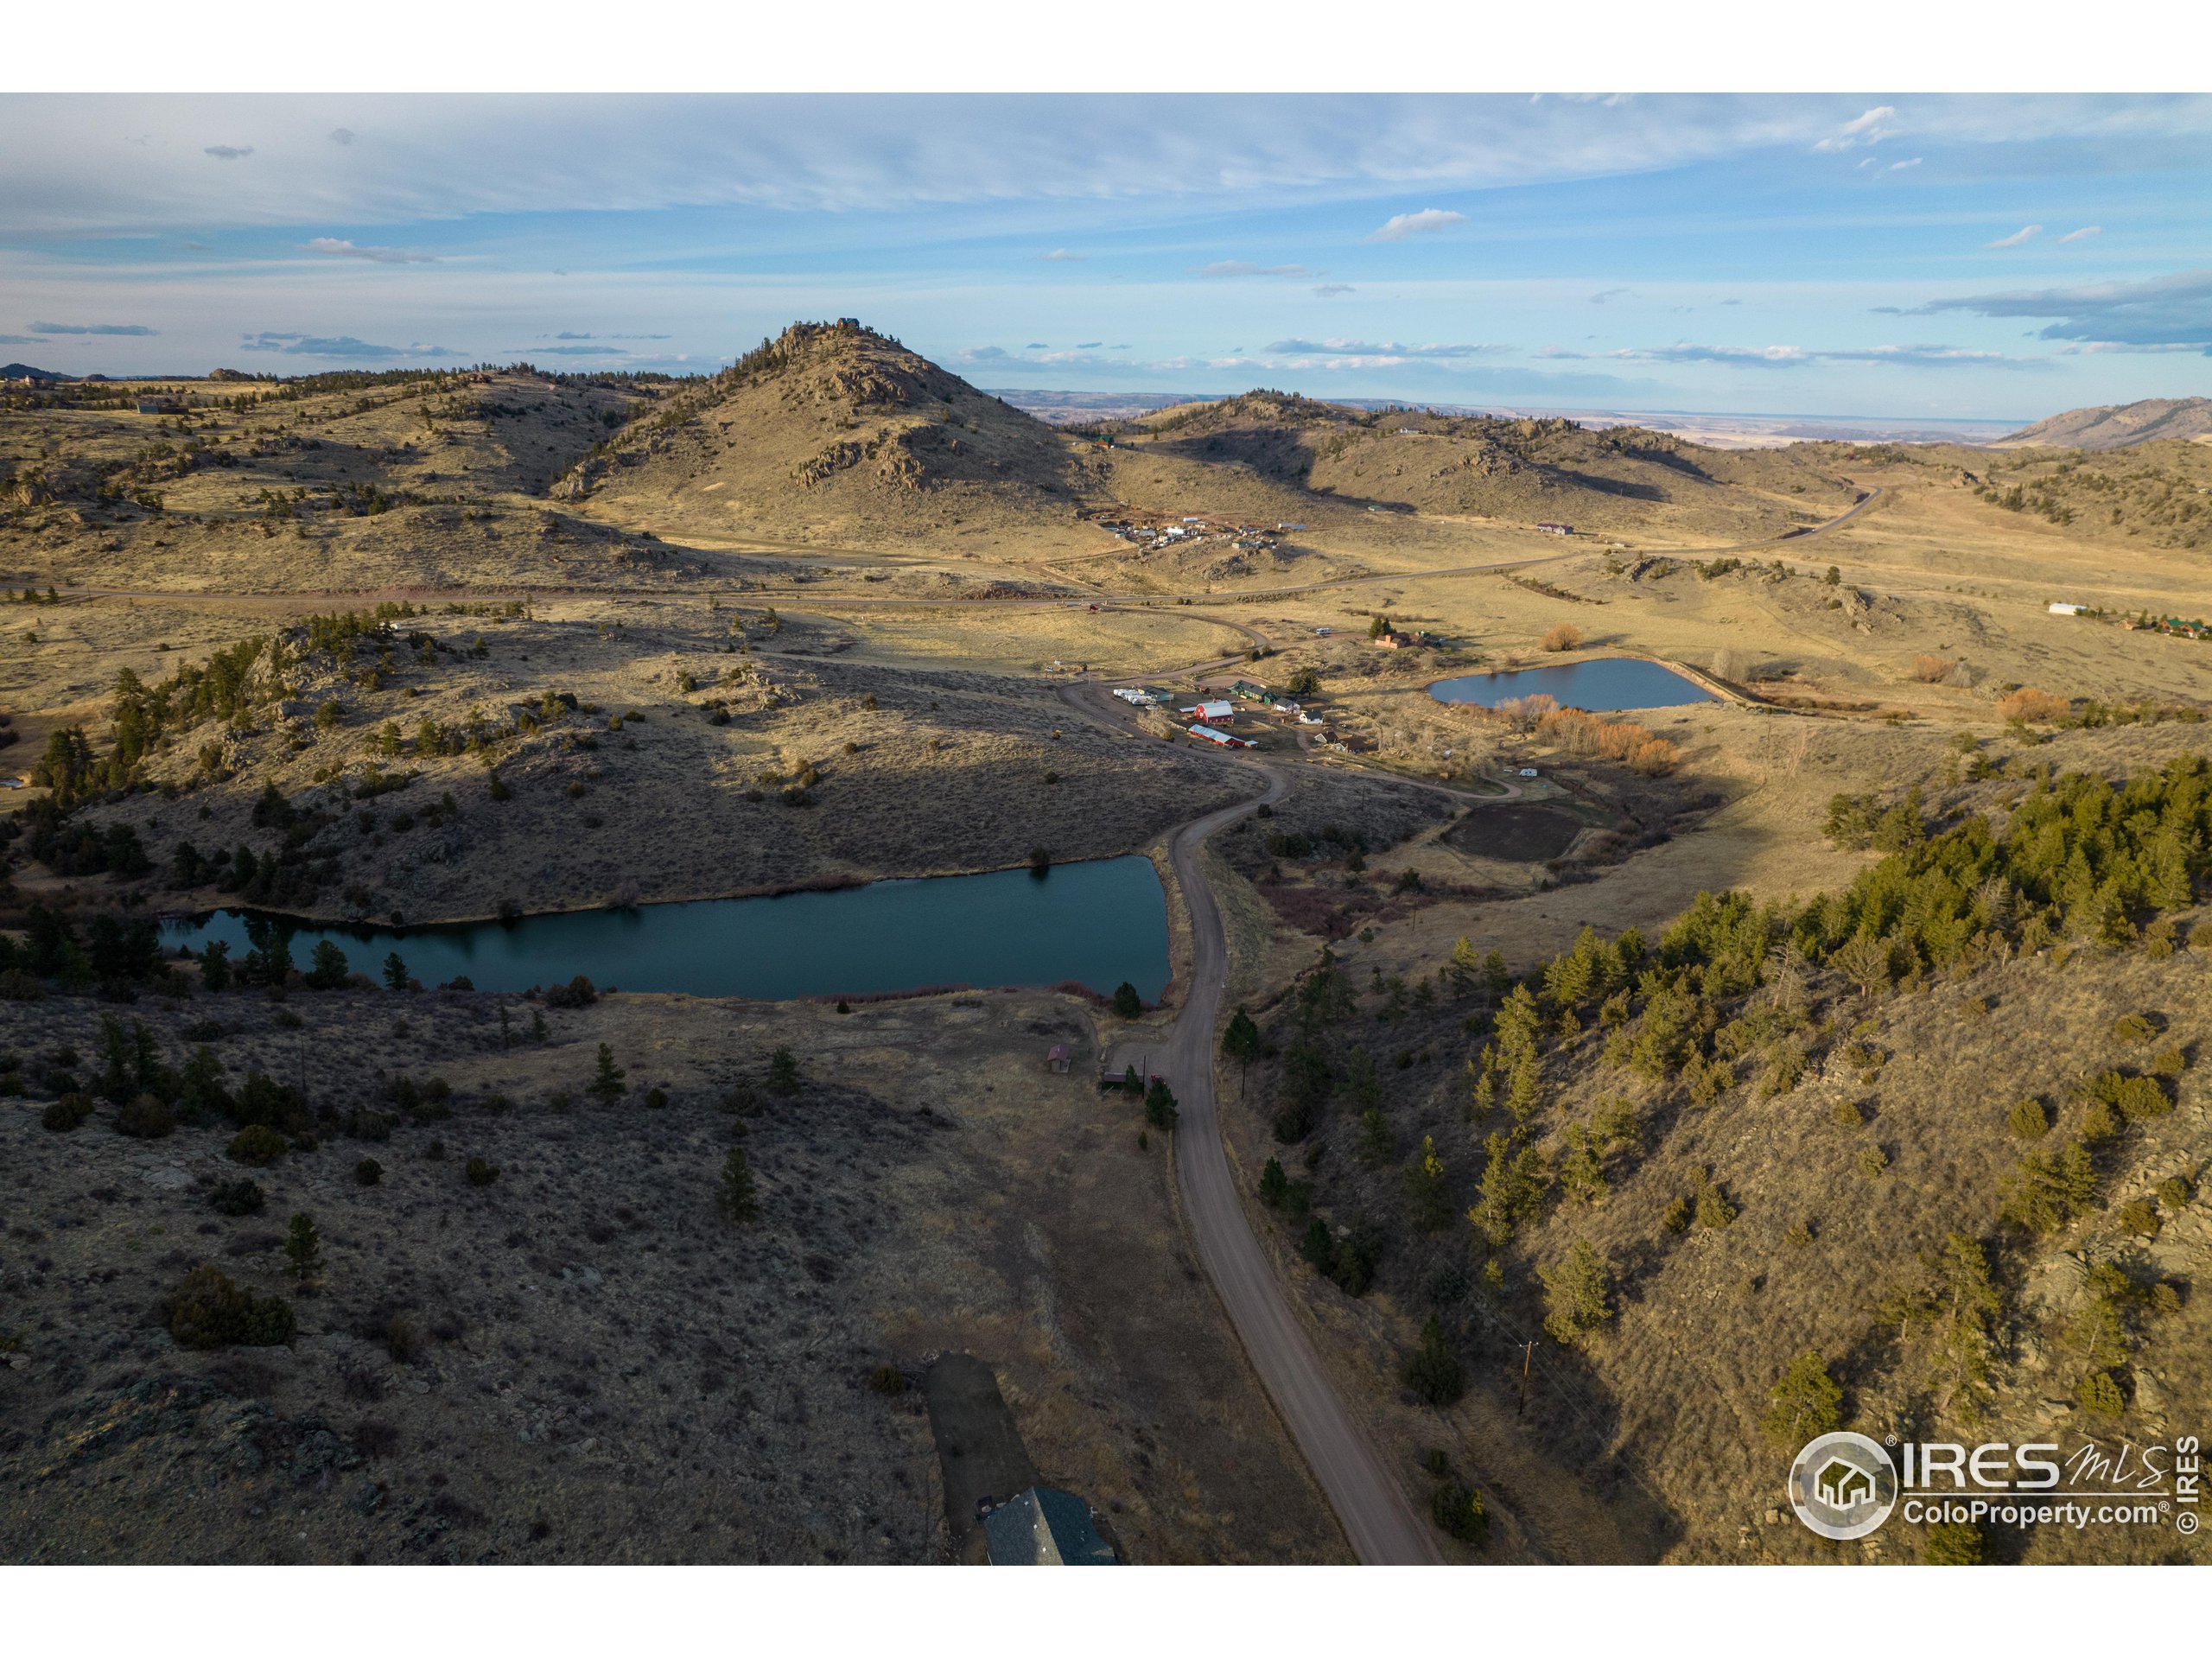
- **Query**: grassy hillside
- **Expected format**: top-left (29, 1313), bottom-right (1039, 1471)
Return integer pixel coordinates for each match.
top-left (2003, 397), bottom-right (2212, 451)
top-left (1236, 741), bottom-right (2212, 1562)
top-left (560, 321), bottom-right (1096, 545)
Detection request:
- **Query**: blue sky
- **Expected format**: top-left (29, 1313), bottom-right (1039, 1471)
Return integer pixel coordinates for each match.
top-left (2, 93), bottom-right (2209, 420)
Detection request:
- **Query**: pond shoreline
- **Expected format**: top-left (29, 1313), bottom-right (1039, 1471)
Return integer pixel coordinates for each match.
top-left (159, 855), bottom-right (1174, 1004)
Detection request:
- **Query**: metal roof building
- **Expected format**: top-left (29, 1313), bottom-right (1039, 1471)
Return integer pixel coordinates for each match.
top-left (982, 1487), bottom-right (1120, 1566)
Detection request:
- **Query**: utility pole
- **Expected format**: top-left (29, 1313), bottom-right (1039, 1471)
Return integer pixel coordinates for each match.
top-left (1519, 1340), bottom-right (1535, 1418)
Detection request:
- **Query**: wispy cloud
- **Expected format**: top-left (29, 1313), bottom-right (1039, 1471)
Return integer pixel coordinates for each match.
top-left (2056, 225), bottom-right (2102, 243)
top-left (327, 128), bottom-right (355, 146)
top-left (1814, 105), bottom-right (1899, 152)
top-left (302, 237), bottom-right (438, 264)
top-left (550, 331), bottom-right (671, 340)
top-left (1366, 207), bottom-right (1467, 242)
top-left (1196, 260), bottom-right (1313, 278)
top-left (1265, 337), bottom-right (1503, 361)
top-left (1313, 283), bottom-right (1355, 297)
top-left (1886, 157), bottom-right (1923, 172)
top-left (1910, 266), bottom-right (2212, 352)
top-left (1541, 340), bottom-right (2035, 369)
top-left (1986, 224), bottom-right (2042, 248)
top-left (203, 144), bottom-right (254, 162)
top-left (1589, 288), bottom-right (1629, 305)
top-left (30, 321), bottom-right (156, 335)
top-left (239, 332), bottom-right (453, 359)
top-left (0, 333), bottom-right (49, 345)
top-left (1038, 248), bottom-right (1085, 262)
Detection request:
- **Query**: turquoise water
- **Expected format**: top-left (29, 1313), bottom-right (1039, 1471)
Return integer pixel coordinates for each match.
top-left (1429, 657), bottom-right (1715, 712)
top-left (161, 856), bottom-right (1170, 1001)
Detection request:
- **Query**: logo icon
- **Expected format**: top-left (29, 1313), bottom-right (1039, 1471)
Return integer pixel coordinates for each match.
top-left (1789, 1432), bottom-right (1898, 1540)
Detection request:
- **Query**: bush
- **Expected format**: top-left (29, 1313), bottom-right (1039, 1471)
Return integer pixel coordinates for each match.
top-left (166, 1264), bottom-right (296, 1349)
top-left (1541, 623), bottom-right (1583, 653)
top-left (354, 1157), bottom-right (384, 1185)
top-left (1996, 686), bottom-right (2069, 724)
top-left (2112, 1012), bottom-right (2158, 1044)
top-left (464, 1155), bottom-right (499, 1186)
top-left (868, 1364), bottom-right (907, 1395)
top-left (1430, 1480), bottom-right (1490, 1547)
top-left (2008, 1096), bottom-right (2050, 1140)
top-left (208, 1178), bottom-right (265, 1217)
top-left (1923, 1519), bottom-right (1986, 1565)
top-left (543, 974), bottom-right (597, 1009)
top-left (1402, 1316), bottom-right (1466, 1407)
top-left (227, 1123), bottom-right (287, 1166)
top-left (41, 1092), bottom-right (92, 1132)
top-left (116, 1092), bottom-right (175, 1139)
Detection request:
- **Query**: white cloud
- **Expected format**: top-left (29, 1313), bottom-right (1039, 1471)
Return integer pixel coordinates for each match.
top-left (302, 237), bottom-right (438, 264)
top-left (202, 144), bottom-right (253, 162)
top-left (1038, 248), bottom-right (1085, 262)
top-left (1366, 207), bottom-right (1467, 242)
top-left (1814, 105), bottom-right (1898, 152)
top-left (2056, 225), bottom-right (2102, 243)
top-left (1196, 260), bottom-right (1313, 278)
top-left (1886, 157), bottom-right (1923, 172)
top-left (1986, 225), bottom-right (2042, 248)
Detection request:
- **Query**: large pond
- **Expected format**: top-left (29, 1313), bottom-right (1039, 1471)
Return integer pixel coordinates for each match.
top-left (161, 856), bottom-right (1171, 1002)
top-left (1428, 656), bottom-right (1716, 712)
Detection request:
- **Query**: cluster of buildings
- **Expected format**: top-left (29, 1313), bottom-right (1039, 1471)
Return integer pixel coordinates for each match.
top-left (1111, 678), bottom-right (1327, 750)
top-left (1085, 511), bottom-right (1302, 556)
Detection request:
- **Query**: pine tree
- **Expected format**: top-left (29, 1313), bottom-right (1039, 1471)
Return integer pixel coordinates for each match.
top-left (382, 951), bottom-right (410, 992)
top-left (1761, 1349), bottom-right (1843, 1446)
top-left (1539, 1240), bottom-right (1613, 1344)
top-left (716, 1147), bottom-right (760, 1225)
top-left (1143, 1078), bottom-right (1179, 1132)
top-left (1402, 1315), bottom-right (1466, 1406)
top-left (766, 1046), bottom-right (800, 1097)
top-left (283, 1211), bottom-right (322, 1290)
top-left (588, 1042), bottom-right (627, 1101)
top-left (1259, 1156), bottom-right (1289, 1207)
top-left (1405, 1135), bottom-right (1452, 1233)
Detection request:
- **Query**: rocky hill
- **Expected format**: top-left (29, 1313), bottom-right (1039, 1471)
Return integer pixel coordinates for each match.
top-left (556, 321), bottom-right (1097, 543)
top-left (2003, 397), bottom-right (2212, 451)
top-left (1108, 391), bottom-right (1862, 544)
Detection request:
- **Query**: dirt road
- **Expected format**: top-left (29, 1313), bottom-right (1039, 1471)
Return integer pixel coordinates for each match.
top-left (1139, 764), bottom-right (1443, 1565)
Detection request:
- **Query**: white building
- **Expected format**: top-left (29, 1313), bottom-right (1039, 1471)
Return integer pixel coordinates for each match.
top-left (2048, 602), bottom-right (2088, 616)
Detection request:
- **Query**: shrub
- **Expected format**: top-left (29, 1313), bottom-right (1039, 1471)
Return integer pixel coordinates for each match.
top-left (543, 974), bottom-right (597, 1009)
top-left (166, 1264), bottom-right (296, 1349)
top-left (1402, 1316), bottom-right (1466, 1407)
top-left (116, 1092), bottom-right (176, 1139)
top-left (464, 1156), bottom-right (499, 1186)
top-left (2008, 1097), bottom-right (2050, 1141)
top-left (1541, 623), bottom-right (1583, 653)
top-left (1996, 686), bottom-right (2069, 724)
top-left (208, 1178), bottom-right (265, 1217)
top-left (385, 1313), bottom-right (423, 1363)
top-left (868, 1364), bottom-right (907, 1395)
top-left (1923, 1519), bottom-right (1986, 1565)
top-left (2158, 1173), bottom-right (2195, 1210)
top-left (284, 1212), bottom-right (321, 1287)
top-left (1910, 655), bottom-right (1951, 683)
top-left (354, 1157), bottom-right (383, 1186)
top-left (227, 1123), bottom-right (287, 1166)
top-left (1430, 1480), bottom-right (1491, 1547)
top-left (2112, 1012), bottom-right (2158, 1044)
top-left (2076, 1370), bottom-right (2126, 1419)
top-left (41, 1092), bottom-right (92, 1132)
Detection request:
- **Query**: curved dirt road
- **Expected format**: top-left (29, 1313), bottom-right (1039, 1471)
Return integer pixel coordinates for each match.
top-left (1152, 765), bottom-right (1441, 1565)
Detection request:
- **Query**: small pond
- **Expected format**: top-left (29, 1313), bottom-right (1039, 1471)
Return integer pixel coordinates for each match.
top-left (161, 855), bottom-right (1171, 1003)
top-left (1428, 657), bottom-right (1715, 712)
